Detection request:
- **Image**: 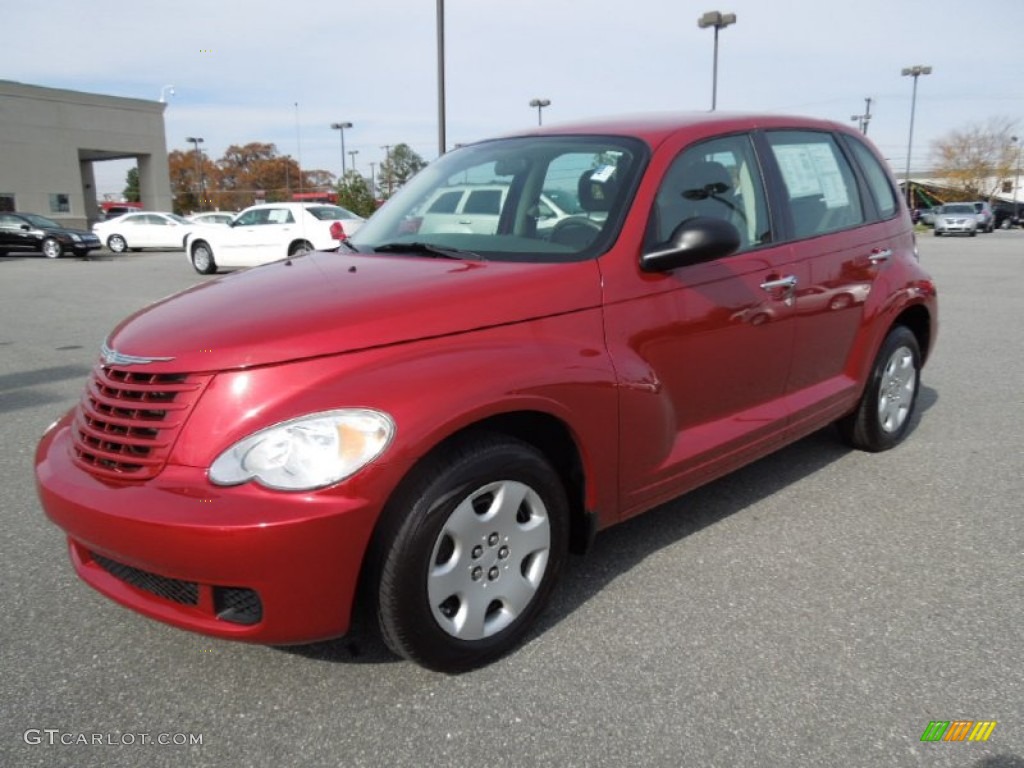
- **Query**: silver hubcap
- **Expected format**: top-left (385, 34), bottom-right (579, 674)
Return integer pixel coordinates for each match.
top-left (110, 237), bottom-right (125, 252)
top-left (428, 480), bottom-right (550, 641)
top-left (193, 247), bottom-right (211, 271)
top-left (43, 240), bottom-right (59, 258)
top-left (877, 345), bottom-right (916, 433)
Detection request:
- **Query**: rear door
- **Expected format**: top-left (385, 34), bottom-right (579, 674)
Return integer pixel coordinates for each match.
top-left (604, 132), bottom-right (807, 517)
top-left (760, 130), bottom-right (895, 429)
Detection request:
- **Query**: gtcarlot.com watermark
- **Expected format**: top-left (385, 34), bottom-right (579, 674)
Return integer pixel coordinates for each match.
top-left (24, 729), bottom-right (203, 747)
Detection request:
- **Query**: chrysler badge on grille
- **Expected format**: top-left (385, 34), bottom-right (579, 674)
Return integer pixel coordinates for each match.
top-left (100, 341), bottom-right (175, 366)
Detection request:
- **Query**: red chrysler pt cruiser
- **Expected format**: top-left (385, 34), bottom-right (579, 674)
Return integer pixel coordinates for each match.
top-left (36, 114), bottom-right (937, 671)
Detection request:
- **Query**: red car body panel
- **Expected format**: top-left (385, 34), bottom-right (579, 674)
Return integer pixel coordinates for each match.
top-left (35, 113), bottom-right (938, 644)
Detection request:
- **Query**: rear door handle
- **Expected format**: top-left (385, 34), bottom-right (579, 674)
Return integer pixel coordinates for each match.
top-left (869, 249), bottom-right (892, 264)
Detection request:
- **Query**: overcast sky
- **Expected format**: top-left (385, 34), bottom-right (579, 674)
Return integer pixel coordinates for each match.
top-left (6, 0), bottom-right (1023, 197)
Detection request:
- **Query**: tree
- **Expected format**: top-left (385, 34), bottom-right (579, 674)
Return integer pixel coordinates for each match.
top-left (930, 116), bottom-right (1020, 200)
top-left (123, 167), bottom-right (140, 202)
top-left (378, 143), bottom-right (427, 199)
top-left (336, 170), bottom-right (377, 218)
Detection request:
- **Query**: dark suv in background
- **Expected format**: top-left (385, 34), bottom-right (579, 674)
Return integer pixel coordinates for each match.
top-left (992, 202), bottom-right (1022, 229)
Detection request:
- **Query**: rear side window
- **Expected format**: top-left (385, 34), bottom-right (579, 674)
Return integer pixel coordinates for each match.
top-left (845, 137), bottom-right (899, 220)
top-left (427, 191), bottom-right (463, 214)
top-left (463, 189), bottom-right (503, 215)
top-left (766, 131), bottom-right (865, 239)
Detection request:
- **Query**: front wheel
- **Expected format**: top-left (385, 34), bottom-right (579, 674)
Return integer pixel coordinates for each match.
top-left (372, 434), bottom-right (569, 672)
top-left (42, 237), bottom-right (63, 259)
top-left (107, 234), bottom-right (127, 253)
top-left (838, 325), bottom-right (921, 452)
top-left (190, 241), bottom-right (217, 274)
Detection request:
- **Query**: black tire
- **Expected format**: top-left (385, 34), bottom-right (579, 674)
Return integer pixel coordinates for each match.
top-left (371, 433), bottom-right (568, 672)
top-left (838, 325), bottom-right (921, 452)
top-left (288, 240), bottom-right (313, 257)
top-left (190, 241), bottom-right (217, 274)
top-left (970, 231), bottom-right (977, 237)
top-left (933, 230), bottom-right (941, 237)
top-left (107, 234), bottom-right (127, 253)
top-left (41, 237), bottom-right (63, 259)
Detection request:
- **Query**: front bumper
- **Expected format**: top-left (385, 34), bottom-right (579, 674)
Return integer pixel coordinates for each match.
top-left (35, 413), bottom-right (383, 644)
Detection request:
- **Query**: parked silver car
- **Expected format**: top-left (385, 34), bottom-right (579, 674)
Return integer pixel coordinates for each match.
top-left (933, 203), bottom-right (978, 237)
top-left (972, 201), bottom-right (995, 233)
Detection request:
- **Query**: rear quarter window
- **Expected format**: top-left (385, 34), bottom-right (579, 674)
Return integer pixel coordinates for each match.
top-left (845, 137), bottom-right (899, 220)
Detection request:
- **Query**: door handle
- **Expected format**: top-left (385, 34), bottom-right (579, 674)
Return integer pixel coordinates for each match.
top-left (869, 249), bottom-right (892, 264)
top-left (759, 275), bottom-right (798, 292)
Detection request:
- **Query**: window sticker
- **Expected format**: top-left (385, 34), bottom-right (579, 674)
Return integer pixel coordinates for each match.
top-left (590, 165), bottom-right (616, 183)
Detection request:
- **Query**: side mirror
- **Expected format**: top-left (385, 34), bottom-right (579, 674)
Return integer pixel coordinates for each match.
top-left (640, 217), bottom-right (741, 273)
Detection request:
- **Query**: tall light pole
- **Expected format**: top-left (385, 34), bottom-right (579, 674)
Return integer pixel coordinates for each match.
top-left (369, 162), bottom-right (376, 199)
top-left (697, 10), bottom-right (736, 111)
top-left (902, 65), bottom-right (932, 208)
top-left (186, 136), bottom-right (205, 211)
top-left (348, 150), bottom-right (359, 176)
top-left (331, 122), bottom-right (353, 177)
top-left (1012, 136), bottom-right (1022, 222)
top-left (529, 98), bottom-right (551, 126)
top-left (436, 0), bottom-right (447, 156)
top-left (294, 102), bottom-right (303, 195)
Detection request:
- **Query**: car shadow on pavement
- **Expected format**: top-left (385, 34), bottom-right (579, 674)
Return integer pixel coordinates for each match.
top-left (0, 363), bottom-right (93, 415)
top-left (280, 384), bottom-right (939, 668)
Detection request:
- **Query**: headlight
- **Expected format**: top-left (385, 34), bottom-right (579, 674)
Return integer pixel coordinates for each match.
top-left (70, 234), bottom-right (82, 242)
top-left (209, 409), bottom-right (395, 491)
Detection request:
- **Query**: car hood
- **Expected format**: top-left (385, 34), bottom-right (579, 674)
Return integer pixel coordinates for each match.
top-left (105, 251), bottom-right (603, 372)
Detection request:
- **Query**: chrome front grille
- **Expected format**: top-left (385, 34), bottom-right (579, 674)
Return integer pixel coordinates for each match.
top-left (71, 365), bottom-right (211, 480)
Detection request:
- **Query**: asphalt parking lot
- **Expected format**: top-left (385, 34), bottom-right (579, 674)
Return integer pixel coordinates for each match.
top-left (2, 235), bottom-right (1022, 768)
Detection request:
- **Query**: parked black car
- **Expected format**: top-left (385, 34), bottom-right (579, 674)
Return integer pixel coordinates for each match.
top-left (0, 212), bottom-right (101, 258)
top-left (992, 202), bottom-right (1023, 229)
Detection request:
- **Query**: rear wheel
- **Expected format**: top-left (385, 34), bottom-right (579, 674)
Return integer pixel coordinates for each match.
top-left (190, 241), bottom-right (217, 274)
top-left (372, 434), bottom-right (568, 672)
top-left (107, 234), bottom-right (127, 253)
top-left (838, 325), bottom-right (921, 452)
top-left (288, 240), bottom-right (313, 257)
top-left (42, 237), bottom-right (63, 259)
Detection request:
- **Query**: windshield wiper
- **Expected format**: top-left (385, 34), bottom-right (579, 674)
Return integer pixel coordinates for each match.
top-left (373, 241), bottom-right (481, 260)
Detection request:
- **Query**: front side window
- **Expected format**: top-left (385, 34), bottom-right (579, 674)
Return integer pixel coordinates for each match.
top-left (349, 136), bottom-right (647, 262)
top-left (766, 131), bottom-right (865, 239)
top-left (646, 133), bottom-right (771, 254)
top-left (235, 209), bottom-right (267, 226)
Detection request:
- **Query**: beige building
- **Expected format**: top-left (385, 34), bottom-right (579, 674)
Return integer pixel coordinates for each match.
top-left (0, 80), bottom-right (172, 228)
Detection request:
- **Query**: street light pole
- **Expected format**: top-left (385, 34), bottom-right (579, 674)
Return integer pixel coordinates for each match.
top-left (331, 122), bottom-right (353, 177)
top-left (436, 0), bottom-right (447, 156)
top-left (697, 11), bottom-right (736, 111)
top-left (186, 136), bottom-right (205, 211)
top-left (850, 97), bottom-right (873, 135)
top-left (369, 162), bottom-right (376, 199)
top-left (348, 150), bottom-right (359, 176)
top-left (1012, 136), bottom-right (1022, 224)
top-left (529, 98), bottom-right (551, 126)
top-left (901, 65), bottom-right (932, 209)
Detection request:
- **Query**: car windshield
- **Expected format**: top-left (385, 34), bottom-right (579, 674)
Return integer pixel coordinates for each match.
top-left (22, 213), bottom-right (60, 228)
top-left (943, 204), bottom-right (974, 214)
top-left (307, 205), bottom-right (361, 221)
top-left (348, 135), bottom-right (647, 262)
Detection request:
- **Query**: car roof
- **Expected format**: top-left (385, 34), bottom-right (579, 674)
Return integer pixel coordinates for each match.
top-left (484, 111), bottom-right (862, 151)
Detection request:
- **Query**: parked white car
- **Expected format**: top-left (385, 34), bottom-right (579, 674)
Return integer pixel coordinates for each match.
top-left (414, 184), bottom-right (571, 236)
top-left (185, 202), bottom-right (365, 274)
top-left (92, 212), bottom-right (196, 252)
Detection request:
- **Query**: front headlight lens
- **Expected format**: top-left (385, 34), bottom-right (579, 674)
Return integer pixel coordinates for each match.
top-left (209, 408), bottom-right (395, 491)
top-left (70, 233), bottom-right (82, 242)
